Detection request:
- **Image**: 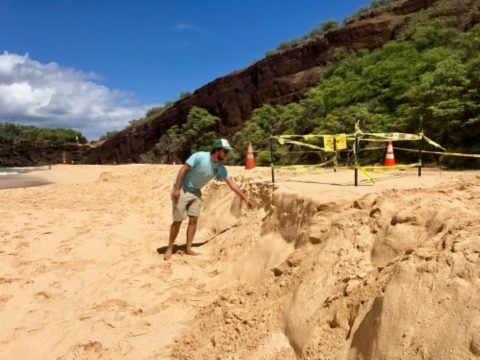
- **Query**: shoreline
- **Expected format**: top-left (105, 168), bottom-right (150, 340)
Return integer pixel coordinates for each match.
top-left (0, 164), bottom-right (162, 190)
top-left (0, 172), bottom-right (52, 190)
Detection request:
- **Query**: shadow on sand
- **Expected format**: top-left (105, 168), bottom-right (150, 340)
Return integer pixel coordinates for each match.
top-left (156, 241), bottom-right (208, 255)
top-left (271, 173), bottom-right (400, 187)
top-left (0, 174), bottom-right (51, 190)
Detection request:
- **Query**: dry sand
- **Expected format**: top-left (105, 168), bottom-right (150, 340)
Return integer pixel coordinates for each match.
top-left (0, 164), bottom-right (479, 359)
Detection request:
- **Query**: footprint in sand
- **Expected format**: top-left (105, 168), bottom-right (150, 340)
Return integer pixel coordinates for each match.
top-left (93, 298), bottom-right (129, 311)
top-left (0, 294), bottom-right (13, 310)
top-left (34, 291), bottom-right (52, 301)
top-left (57, 341), bottom-right (104, 360)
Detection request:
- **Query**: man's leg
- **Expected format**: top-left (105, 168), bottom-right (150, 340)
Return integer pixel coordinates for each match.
top-left (185, 216), bottom-right (199, 256)
top-left (164, 221), bottom-right (182, 260)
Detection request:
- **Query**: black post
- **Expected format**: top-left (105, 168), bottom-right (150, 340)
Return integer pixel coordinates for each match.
top-left (270, 126), bottom-right (275, 183)
top-left (354, 120), bottom-right (359, 186)
top-left (333, 129), bottom-right (337, 173)
top-left (418, 116), bottom-right (424, 177)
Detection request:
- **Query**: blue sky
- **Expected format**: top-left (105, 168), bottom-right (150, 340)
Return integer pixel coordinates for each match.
top-left (0, 0), bottom-right (371, 139)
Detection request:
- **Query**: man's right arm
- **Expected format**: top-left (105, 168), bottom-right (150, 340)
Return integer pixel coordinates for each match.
top-left (173, 164), bottom-right (191, 200)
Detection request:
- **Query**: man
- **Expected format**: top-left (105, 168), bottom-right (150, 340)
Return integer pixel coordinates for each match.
top-left (164, 139), bottom-right (254, 260)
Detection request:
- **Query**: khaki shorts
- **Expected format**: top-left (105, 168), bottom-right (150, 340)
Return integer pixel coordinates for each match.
top-left (171, 188), bottom-right (202, 221)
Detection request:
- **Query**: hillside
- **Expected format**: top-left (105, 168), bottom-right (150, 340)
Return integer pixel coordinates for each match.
top-left (84, 0), bottom-right (454, 165)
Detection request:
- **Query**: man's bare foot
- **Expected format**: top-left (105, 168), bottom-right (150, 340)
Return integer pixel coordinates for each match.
top-left (164, 248), bottom-right (173, 260)
top-left (185, 249), bottom-right (200, 256)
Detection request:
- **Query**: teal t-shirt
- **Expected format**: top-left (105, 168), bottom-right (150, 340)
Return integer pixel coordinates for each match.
top-left (175, 151), bottom-right (229, 193)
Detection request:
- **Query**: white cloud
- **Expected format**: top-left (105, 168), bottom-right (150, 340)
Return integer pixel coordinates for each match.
top-left (172, 23), bottom-right (207, 34)
top-left (0, 51), bottom-right (153, 140)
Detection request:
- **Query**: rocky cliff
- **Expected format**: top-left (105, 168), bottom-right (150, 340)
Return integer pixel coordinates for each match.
top-left (84, 0), bottom-right (476, 165)
top-left (0, 142), bottom-right (92, 167)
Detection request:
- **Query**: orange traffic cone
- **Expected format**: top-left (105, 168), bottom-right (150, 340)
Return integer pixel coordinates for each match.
top-left (245, 142), bottom-right (255, 170)
top-left (384, 140), bottom-right (396, 166)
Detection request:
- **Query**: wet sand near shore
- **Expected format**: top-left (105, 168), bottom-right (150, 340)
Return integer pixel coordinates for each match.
top-left (0, 173), bottom-right (51, 190)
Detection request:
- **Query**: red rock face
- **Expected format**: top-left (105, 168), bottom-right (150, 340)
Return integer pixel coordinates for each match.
top-left (84, 0), bottom-right (475, 165)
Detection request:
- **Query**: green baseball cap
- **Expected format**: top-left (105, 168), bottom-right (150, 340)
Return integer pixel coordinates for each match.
top-left (212, 139), bottom-right (235, 151)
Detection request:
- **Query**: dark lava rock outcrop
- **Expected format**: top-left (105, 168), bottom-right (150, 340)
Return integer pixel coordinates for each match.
top-left (0, 142), bottom-right (92, 167)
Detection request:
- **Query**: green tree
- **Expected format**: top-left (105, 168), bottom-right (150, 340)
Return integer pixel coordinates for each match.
top-left (320, 19), bottom-right (339, 33)
top-left (145, 107), bottom-right (164, 118)
top-left (159, 107), bottom-right (220, 161)
top-left (0, 122), bottom-right (86, 144)
top-left (99, 130), bottom-right (119, 141)
top-left (234, 19), bottom-right (480, 168)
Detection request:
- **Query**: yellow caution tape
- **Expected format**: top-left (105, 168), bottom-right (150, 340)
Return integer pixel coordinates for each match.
top-left (358, 167), bottom-right (375, 184)
top-left (360, 163), bottom-right (421, 171)
top-left (351, 146), bottom-right (386, 152)
top-left (422, 134), bottom-right (446, 151)
top-left (439, 152), bottom-right (480, 158)
top-left (275, 137), bottom-right (326, 151)
top-left (273, 158), bottom-right (335, 171)
top-left (395, 147), bottom-right (480, 158)
top-left (324, 134), bottom-right (348, 151)
top-left (277, 134), bottom-right (355, 139)
top-left (354, 163), bottom-right (419, 184)
top-left (275, 135), bottom-right (349, 153)
top-left (277, 134), bottom-right (309, 139)
top-left (355, 122), bottom-right (364, 138)
top-left (277, 131), bottom-right (421, 143)
top-left (273, 128), bottom-right (478, 164)
top-left (362, 132), bottom-right (422, 141)
top-left (324, 136), bottom-right (334, 152)
top-left (335, 166), bottom-right (356, 170)
top-left (336, 134), bottom-right (347, 150)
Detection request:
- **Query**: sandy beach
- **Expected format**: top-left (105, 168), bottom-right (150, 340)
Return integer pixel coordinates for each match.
top-left (1, 164), bottom-right (479, 359)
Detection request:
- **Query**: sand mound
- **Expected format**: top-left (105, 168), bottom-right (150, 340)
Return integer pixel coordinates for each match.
top-left (0, 165), bottom-right (479, 359)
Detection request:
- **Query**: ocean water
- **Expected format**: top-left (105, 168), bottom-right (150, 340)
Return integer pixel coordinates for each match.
top-left (0, 167), bottom-right (33, 176)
